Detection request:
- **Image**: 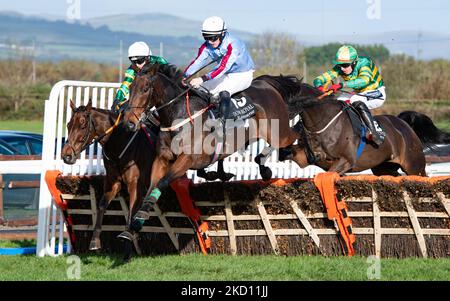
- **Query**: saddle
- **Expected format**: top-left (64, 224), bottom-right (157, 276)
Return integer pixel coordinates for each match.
top-left (343, 102), bottom-right (386, 142)
top-left (193, 86), bottom-right (257, 128)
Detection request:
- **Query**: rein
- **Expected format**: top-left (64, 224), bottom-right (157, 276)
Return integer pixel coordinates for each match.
top-left (305, 110), bottom-right (344, 135)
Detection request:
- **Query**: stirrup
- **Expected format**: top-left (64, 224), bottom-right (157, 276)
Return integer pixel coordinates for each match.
top-left (368, 132), bottom-right (383, 146)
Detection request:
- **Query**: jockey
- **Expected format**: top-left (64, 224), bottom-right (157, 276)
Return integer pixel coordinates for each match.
top-left (183, 16), bottom-right (255, 125)
top-left (111, 41), bottom-right (168, 114)
top-left (313, 45), bottom-right (385, 146)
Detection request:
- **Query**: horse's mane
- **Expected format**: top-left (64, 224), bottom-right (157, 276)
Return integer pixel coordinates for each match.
top-left (140, 63), bottom-right (184, 83)
top-left (398, 110), bottom-right (450, 145)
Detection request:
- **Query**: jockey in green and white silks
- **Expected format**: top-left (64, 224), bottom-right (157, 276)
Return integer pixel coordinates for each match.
top-left (313, 45), bottom-right (385, 109)
top-left (313, 45), bottom-right (385, 146)
top-left (111, 41), bottom-right (168, 114)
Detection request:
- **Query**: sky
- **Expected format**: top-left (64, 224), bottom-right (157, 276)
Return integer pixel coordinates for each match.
top-left (2, 0), bottom-right (450, 38)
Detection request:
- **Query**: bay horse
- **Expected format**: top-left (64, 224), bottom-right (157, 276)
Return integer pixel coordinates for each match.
top-left (397, 110), bottom-right (450, 145)
top-left (285, 85), bottom-right (427, 176)
top-left (120, 63), bottom-right (307, 235)
top-left (61, 100), bottom-right (157, 254)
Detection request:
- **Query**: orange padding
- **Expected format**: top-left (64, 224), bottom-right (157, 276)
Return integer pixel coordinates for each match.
top-left (170, 177), bottom-right (211, 255)
top-left (339, 174), bottom-right (450, 184)
top-left (45, 170), bottom-right (76, 244)
top-left (45, 170), bottom-right (67, 211)
top-left (314, 172), bottom-right (356, 256)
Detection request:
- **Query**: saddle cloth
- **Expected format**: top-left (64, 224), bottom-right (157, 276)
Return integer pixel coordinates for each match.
top-left (344, 103), bottom-right (386, 143)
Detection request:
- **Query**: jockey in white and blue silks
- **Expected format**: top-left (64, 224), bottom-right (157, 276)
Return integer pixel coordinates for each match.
top-left (183, 16), bottom-right (255, 123)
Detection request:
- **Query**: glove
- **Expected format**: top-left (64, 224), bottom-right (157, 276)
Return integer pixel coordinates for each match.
top-left (111, 99), bottom-right (120, 113)
top-left (189, 77), bottom-right (204, 88)
top-left (329, 83), bottom-right (343, 93)
top-left (111, 100), bottom-right (127, 115)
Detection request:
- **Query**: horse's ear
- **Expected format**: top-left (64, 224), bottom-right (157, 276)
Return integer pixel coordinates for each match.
top-left (69, 99), bottom-right (76, 112)
top-left (86, 99), bottom-right (92, 111)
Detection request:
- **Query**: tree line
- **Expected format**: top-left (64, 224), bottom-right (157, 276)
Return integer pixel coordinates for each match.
top-left (0, 32), bottom-right (449, 120)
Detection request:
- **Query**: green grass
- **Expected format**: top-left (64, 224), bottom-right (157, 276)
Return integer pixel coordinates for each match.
top-left (0, 119), bottom-right (43, 134)
top-left (0, 239), bottom-right (36, 248)
top-left (0, 254), bottom-right (448, 281)
top-left (436, 120), bottom-right (450, 132)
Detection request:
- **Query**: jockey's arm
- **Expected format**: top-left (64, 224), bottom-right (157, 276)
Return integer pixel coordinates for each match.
top-left (203, 43), bottom-right (237, 81)
top-left (313, 68), bottom-right (339, 88)
top-left (184, 43), bottom-right (210, 78)
top-left (343, 66), bottom-right (371, 90)
top-left (112, 68), bottom-right (136, 111)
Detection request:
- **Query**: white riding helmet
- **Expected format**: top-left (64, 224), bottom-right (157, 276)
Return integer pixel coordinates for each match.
top-left (202, 16), bottom-right (227, 36)
top-left (128, 41), bottom-right (151, 58)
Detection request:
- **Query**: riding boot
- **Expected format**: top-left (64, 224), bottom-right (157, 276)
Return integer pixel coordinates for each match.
top-left (218, 91), bottom-right (232, 128)
top-left (354, 101), bottom-right (383, 146)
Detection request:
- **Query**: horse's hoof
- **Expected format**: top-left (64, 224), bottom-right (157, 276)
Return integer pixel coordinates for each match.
top-left (205, 171), bottom-right (219, 181)
top-left (220, 172), bottom-right (235, 182)
top-left (88, 238), bottom-right (101, 251)
top-left (260, 166), bottom-right (272, 181)
top-left (123, 240), bottom-right (133, 263)
top-left (135, 210), bottom-right (151, 220)
top-left (117, 231), bottom-right (134, 242)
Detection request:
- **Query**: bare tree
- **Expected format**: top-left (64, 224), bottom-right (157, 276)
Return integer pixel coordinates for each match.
top-left (249, 32), bottom-right (303, 76)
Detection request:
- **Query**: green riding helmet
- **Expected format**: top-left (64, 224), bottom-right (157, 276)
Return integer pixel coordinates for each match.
top-left (333, 45), bottom-right (358, 65)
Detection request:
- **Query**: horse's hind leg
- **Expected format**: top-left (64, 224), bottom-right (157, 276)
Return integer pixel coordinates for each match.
top-left (196, 160), bottom-right (234, 182)
top-left (400, 157), bottom-right (427, 176)
top-left (371, 162), bottom-right (402, 176)
top-left (89, 177), bottom-right (121, 251)
top-left (255, 146), bottom-right (274, 181)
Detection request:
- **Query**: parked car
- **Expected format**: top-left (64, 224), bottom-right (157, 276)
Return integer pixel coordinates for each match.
top-left (0, 131), bottom-right (43, 155)
top-left (0, 131), bottom-right (42, 217)
top-left (0, 138), bottom-right (23, 155)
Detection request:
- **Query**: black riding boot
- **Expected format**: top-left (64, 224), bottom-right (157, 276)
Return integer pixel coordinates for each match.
top-left (218, 91), bottom-right (232, 127)
top-left (354, 101), bottom-right (383, 146)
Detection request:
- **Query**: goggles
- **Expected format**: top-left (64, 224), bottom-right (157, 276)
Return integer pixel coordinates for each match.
top-left (130, 56), bottom-right (147, 64)
top-left (203, 34), bottom-right (221, 42)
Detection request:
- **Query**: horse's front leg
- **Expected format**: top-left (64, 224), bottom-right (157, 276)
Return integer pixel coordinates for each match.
top-left (134, 154), bottom-right (193, 222)
top-left (328, 157), bottom-right (354, 175)
top-left (89, 177), bottom-right (121, 250)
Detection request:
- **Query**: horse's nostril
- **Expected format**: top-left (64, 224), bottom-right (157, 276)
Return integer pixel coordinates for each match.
top-left (63, 154), bottom-right (73, 163)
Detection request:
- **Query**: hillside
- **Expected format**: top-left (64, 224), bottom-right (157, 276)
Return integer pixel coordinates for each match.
top-left (0, 12), bottom-right (202, 65)
top-left (1, 11), bottom-right (449, 64)
top-left (85, 13), bottom-right (256, 41)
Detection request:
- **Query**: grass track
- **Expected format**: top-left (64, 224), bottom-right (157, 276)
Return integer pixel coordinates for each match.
top-left (0, 120), bottom-right (43, 134)
top-left (0, 254), bottom-right (448, 281)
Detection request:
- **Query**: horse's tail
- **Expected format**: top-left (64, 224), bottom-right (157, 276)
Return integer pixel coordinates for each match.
top-left (397, 110), bottom-right (450, 144)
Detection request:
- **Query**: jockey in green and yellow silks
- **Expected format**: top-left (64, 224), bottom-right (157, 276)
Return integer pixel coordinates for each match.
top-left (313, 45), bottom-right (385, 146)
top-left (111, 41), bottom-right (168, 114)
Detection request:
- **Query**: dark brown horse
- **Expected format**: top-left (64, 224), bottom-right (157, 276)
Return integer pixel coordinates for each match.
top-left (120, 64), bottom-right (307, 236)
top-left (398, 110), bottom-right (450, 145)
top-left (285, 86), bottom-right (427, 176)
top-left (61, 100), bottom-right (156, 254)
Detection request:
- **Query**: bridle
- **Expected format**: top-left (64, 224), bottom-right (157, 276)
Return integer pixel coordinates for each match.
top-left (66, 110), bottom-right (122, 158)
